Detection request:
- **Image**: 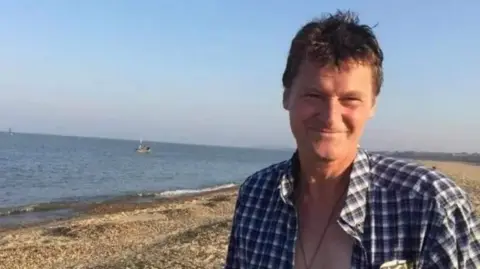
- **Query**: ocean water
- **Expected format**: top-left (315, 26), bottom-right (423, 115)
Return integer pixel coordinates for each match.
top-left (0, 132), bottom-right (293, 226)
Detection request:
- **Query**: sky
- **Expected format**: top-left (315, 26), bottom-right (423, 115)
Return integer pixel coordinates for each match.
top-left (0, 1), bottom-right (479, 152)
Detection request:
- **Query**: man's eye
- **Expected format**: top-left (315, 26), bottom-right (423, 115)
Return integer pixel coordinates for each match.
top-left (341, 98), bottom-right (362, 107)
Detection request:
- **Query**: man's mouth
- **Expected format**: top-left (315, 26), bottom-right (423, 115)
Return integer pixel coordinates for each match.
top-left (307, 126), bottom-right (345, 133)
top-left (319, 129), bottom-right (343, 133)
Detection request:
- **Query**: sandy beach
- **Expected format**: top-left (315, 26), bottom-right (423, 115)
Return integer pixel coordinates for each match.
top-left (1, 160), bottom-right (479, 269)
top-left (0, 187), bottom-right (239, 269)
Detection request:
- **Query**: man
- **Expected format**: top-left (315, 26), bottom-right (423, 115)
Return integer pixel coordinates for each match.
top-left (224, 10), bottom-right (480, 269)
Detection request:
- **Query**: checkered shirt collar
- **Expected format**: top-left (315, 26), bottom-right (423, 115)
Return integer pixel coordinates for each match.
top-left (278, 148), bottom-right (371, 235)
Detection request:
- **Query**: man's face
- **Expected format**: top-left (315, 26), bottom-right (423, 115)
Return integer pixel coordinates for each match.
top-left (283, 60), bottom-right (377, 161)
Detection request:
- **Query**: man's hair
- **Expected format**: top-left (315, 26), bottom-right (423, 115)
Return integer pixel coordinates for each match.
top-left (282, 10), bottom-right (384, 96)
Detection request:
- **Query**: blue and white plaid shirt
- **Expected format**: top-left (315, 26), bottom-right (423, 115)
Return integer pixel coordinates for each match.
top-left (224, 148), bottom-right (480, 268)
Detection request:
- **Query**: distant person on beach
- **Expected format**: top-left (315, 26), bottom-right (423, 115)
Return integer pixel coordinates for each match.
top-left (224, 10), bottom-right (480, 269)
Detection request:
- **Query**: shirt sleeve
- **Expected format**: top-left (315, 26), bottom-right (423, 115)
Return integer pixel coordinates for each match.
top-left (224, 188), bottom-right (243, 269)
top-left (421, 197), bottom-right (480, 268)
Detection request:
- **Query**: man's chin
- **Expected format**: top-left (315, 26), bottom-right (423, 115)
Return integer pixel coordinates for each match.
top-left (313, 149), bottom-right (339, 162)
top-left (296, 139), bottom-right (350, 161)
top-left (310, 142), bottom-right (358, 162)
top-left (300, 145), bottom-right (340, 162)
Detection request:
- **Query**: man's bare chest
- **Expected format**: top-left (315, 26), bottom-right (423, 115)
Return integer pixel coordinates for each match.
top-left (295, 217), bottom-right (354, 269)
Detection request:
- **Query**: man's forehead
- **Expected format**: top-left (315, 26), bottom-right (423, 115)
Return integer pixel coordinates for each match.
top-left (298, 68), bottom-right (372, 88)
top-left (300, 61), bottom-right (372, 77)
top-left (292, 62), bottom-right (375, 98)
top-left (294, 65), bottom-right (370, 89)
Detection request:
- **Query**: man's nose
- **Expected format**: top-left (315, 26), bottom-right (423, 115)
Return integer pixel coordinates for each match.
top-left (317, 99), bottom-right (342, 126)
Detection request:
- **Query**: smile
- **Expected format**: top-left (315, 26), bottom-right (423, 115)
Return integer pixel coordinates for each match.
top-left (318, 131), bottom-right (343, 137)
top-left (319, 130), bottom-right (343, 134)
top-left (307, 127), bottom-right (345, 134)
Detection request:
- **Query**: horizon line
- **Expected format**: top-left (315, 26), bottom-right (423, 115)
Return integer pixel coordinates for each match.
top-left (2, 130), bottom-right (478, 155)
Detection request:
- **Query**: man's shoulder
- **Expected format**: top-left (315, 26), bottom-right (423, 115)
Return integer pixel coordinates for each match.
top-left (237, 159), bottom-right (290, 200)
top-left (368, 152), bottom-right (471, 209)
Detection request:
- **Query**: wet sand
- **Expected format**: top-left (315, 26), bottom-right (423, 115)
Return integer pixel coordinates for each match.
top-left (1, 160), bottom-right (479, 269)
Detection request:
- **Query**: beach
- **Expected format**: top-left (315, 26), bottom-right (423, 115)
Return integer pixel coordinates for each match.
top-left (0, 187), bottom-right (239, 269)
top-left (1, 160), bottom-right (479, 269)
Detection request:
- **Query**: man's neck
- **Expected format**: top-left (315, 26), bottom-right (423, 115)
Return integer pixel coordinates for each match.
top-left (296, 149), bottom-right (357, 204)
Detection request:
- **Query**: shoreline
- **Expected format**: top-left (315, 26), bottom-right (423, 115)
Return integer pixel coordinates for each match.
top-left (0, 186), bottom-right (240, 269)
top-left (0, 183), bottom-right (238, 231)
top-left (0, 185), bottom-right (240, 233)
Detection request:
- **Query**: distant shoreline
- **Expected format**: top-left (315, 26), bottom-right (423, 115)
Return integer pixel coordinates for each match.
top-left (1, 131), bottom-right (295, 152)
top-left (4, 131), bottom-right (479, 156)
top-left (380, 152), bottom-right (480, 166)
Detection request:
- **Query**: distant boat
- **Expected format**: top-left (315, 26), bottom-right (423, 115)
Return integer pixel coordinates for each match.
top-left (135, 138), bottom-right (151, 153)
top-left (8, 128), bottom-right (13, 136)
top-left (136, 147), bottom-right (151, 153)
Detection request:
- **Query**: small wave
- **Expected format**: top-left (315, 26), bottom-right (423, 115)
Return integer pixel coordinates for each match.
top-left (0, 205), bottom-right (38, 216)
top-left (157, 183), bottom-right (237, 197)
top-left (0, 183), bottom-right (238, 218)
top-left (0, 202), bottom-right (72, 217)
top-left (135, 183), bottom-right (237, 198)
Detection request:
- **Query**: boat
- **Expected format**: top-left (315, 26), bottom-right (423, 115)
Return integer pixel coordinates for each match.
top-left (135, 138), bottom-right (151, 153)
top-left (8, 128), bottom-right (13, 136)
top-left (136, 146), bottom-right (151, 153)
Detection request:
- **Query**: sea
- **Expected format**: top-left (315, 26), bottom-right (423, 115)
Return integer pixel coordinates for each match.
top-left (0, 132), bottom-right (293, 227)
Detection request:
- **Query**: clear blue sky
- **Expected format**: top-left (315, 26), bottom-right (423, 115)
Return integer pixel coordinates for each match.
top-left (1, 1), bottom-right (479, 152)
